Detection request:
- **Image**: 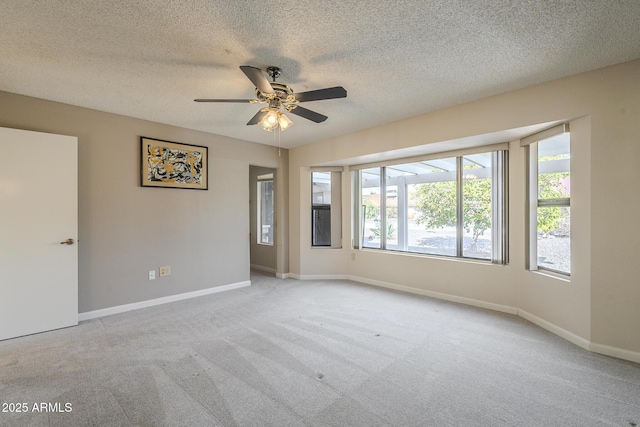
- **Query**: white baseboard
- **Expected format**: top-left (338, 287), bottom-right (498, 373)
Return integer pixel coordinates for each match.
top-left (78, 280), bottom-right (251, 322)
top-left (589, 342), bottom-right (640, 364)
top-left (518, 309), bottom-right (640, 363)
top-left (250, 264), bottom-right (277, 274)
top-left (294, 274), bottom-right (350, 281)
top-left (276, 272), bottom-right (290, 279)
top-left (517, 309), bottom-right (591, 350)
top-left (347, 275), bottom-right (519, 315)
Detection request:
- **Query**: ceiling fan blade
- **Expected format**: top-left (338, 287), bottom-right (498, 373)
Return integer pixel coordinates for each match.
top-left (247, 110), bottom-right (268, 125)
top-left (194, 99), bottom-right (254, 103)
top-left (295, 86), bottom-right (347, 103)
top-left (289, 106), bottom-right (328, 123)
top-left (240, 65), bottom-right (274, 94)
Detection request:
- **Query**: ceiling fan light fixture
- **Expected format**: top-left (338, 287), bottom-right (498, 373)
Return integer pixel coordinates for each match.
top-left (259, 108), bottom-right (293, 132)
top-left (278, 112), bottom-right (293, 131)
top-left (258, 121), bottom-right (275, 132)
top-left (259, 109), bottom-right (279, 131)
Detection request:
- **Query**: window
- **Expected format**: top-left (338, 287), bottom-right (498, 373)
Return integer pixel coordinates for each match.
top-left (524, 124), bottom-right (571, 275)
top-left (312, 169), bottom-right (342, 247)
top-left (353, 147), bottom-right (508, 263)
top-left (257, 173), bottom-right (274, 245)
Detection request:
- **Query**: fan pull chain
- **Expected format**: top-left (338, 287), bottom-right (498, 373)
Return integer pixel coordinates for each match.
top-left (272, 126), bottom-right (281, 156)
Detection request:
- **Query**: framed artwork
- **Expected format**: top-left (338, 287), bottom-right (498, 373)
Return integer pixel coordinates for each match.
top-left (141, 137), bottom-right (208, 190)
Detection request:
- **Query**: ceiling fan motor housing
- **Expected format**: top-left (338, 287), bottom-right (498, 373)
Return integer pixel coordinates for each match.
top-left (255, 82), bottom-right (297, 107)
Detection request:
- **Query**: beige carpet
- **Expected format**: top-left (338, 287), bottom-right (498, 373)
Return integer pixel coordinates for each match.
top-left (1, 272), bottom-right (639, 426)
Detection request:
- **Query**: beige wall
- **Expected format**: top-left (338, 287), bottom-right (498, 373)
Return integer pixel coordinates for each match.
top-left (0, 91), bottom-right (289, 313)
top-left (288, 59), bottom-right (640, 358)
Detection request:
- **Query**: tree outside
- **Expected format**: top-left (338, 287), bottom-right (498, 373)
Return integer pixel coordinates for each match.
top-left (414, 166), bottom-right (491, 251)
top-left (413, 159), bottom-right (569, 253)
top-left (537, 166), bottom-right (570, 236)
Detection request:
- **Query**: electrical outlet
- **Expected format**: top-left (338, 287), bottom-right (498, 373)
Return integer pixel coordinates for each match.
top-left (159, 265), bottom-right (171, 277)
top-left (149, 270), bottom-right (156, 280)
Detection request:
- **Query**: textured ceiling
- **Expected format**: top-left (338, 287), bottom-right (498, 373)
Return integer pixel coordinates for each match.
top-left (2, 1), bottom-right (640, 148)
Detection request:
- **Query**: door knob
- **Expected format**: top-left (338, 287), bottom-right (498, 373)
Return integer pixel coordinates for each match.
top-left (60, 238), bottom-right (75, 245)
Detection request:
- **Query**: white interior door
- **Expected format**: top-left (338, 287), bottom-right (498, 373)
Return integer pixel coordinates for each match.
top-left (0, 127), bottom-right (78, 341)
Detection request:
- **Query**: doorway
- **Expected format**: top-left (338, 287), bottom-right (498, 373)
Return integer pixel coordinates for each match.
top-left (249, 165), bottom-right (277, 274)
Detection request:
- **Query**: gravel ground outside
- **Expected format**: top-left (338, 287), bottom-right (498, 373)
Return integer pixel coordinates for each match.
top-left (363, 220), bottom-right (570, 273)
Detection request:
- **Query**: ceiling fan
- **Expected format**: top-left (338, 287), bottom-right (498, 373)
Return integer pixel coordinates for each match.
top-left (195, 66), bottom-right (347, 132)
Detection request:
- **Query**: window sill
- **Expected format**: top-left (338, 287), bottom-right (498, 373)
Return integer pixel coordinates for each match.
top-left (530, 269), bottom-right (571, 283)
top-left (356, 247), bottom-right (502, 266)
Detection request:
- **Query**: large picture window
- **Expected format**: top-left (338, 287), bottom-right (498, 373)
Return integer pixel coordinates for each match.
top-left (353, 148), bottom-right (508, 263)
top-left (524, 124), bottom-right (571, 275)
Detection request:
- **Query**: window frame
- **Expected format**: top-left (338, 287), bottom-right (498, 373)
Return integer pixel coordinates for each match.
top-left (311, 168), bottom-right (343, 248)
top-left (257, 173), bottom-right (274, 246)
top-left (523, 123), bottom-right (571, 276)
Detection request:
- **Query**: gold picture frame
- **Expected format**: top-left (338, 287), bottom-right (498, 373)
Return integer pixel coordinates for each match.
top-left (141, 137), bottom-right (208, 190)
